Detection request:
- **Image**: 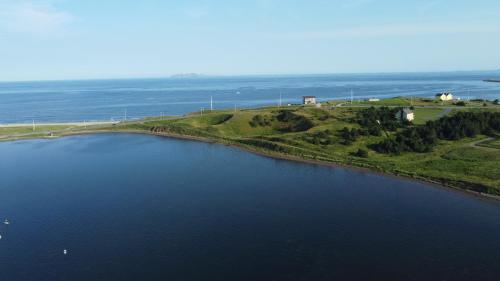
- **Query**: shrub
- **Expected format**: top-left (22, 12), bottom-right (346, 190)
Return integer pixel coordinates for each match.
top-left (357, 106), bottom-right (407, 132)
top-left (275, 110), bottom-right (314, 132)
top-left (339, 127), bottom-right (360, 145)
top-left (249, 114), bottom-right (272, 127)
top-left (353, 149), bottom-right (368, 158)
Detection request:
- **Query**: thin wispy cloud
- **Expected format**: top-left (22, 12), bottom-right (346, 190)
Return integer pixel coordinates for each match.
top-left (292, 21), bottom-right (500, 39)
top-left (184, 6), bottom-right (209, 19)
top-left (339, 0), bottom-right (375, 9)
top-left (0, 0), bottom-right (74, 36)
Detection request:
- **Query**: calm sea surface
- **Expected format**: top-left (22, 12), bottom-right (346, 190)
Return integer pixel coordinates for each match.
top-left (0, 134), bottom-right (499, 281)
top-left (1, 72), bottom-right (500, 123)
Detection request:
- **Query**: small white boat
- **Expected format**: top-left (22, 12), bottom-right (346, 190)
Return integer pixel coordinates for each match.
top-left (3, 219), bottom-right (9, 225)
top-left (63, 249), bottom-right (68, 255)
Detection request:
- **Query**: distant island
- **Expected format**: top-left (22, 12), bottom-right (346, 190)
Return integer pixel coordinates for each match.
top-left (1, 97), bottom-right (499, 198)
top-left (170, 73), bottom-right (203, 78)
top-left (483, 79), bottom-right (500, 83)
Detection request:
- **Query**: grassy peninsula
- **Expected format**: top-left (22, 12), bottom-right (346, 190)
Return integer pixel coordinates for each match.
top-left (2, 97), bottom-right (500, 196)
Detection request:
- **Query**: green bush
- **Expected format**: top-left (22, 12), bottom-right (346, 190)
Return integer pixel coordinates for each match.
top-left (353, 149), bottom-right (369, 158)
top-left (275, 110), bottom-right (314, 132)
top-left (249, 114), bottom-right (273, 127)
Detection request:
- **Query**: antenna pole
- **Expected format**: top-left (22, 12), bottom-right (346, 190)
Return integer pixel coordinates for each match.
top-left (279, 92), bottom-right (282, 107)
top-left (32, 120), bottom-right (35, 131)
top-left (350, 89), bottom-right (354, 104)
top-left (124, 108), bottom-right (127, 121)
top-left (210, 96), bottom-right (213, 111)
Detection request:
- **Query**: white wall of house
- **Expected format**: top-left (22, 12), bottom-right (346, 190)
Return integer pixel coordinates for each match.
top-left (404, 112), bottom-right (415, 121)
top-left (438, 93), bottom-right (453, 101)
top-left (303, 97), bottom-right (316, 105)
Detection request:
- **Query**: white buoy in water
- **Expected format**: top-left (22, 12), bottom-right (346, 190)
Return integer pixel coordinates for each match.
top-left (63, 249), bottom-right (68, 255)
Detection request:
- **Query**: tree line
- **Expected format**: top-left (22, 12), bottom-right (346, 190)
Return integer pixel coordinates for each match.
top-left (373, 111), bottom-right (500, 154)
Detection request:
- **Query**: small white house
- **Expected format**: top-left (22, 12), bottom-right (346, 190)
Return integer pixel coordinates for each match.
top-left (368, 98), bottom-right (380, 102)
top-left (436, 92), bottom-right (453, 101)
top-left (303, 96), bottom-right (317, 105)
top-left (395, 108), bottom-right (414, 122)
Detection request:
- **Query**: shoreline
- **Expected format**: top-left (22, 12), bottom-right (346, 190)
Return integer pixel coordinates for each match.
top-left (4, 128), bottom-right (499, 203)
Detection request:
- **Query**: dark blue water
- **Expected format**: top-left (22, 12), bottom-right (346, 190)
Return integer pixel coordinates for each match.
top-left (0, 134), bottom-right (499, 281)
top-left (1, 72), bottom-right (500, 123)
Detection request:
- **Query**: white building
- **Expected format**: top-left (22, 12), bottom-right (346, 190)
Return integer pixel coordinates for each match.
top-left (395, 108), bottom-right (414, 122)
top-left (303, 96), bottom-right (317, 105)
top-left (436, 92), bottom-right (453, 101)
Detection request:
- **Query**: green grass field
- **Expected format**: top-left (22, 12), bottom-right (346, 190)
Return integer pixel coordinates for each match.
top-left (1, 98), bottom-right (499, 195)
top-left (412, 108), bottom-right (447, 125)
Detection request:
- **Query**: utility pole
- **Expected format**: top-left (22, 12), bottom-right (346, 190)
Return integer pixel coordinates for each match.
top-left (279, 92), bottom-right (282, 107)
top-left (32, 120), bottom-right (35, 131)
top-left (124, 108), bottom-right (127, 121)
top-left (350, 89), bottom-right (354, 104)
top-left (210, 96), bottom-right (213, 111)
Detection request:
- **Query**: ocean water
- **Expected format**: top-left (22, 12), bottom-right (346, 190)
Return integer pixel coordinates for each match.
top-left (0, 71), bottom-right (499, 123)
top-left (0, 134), bottom-right (499, 281)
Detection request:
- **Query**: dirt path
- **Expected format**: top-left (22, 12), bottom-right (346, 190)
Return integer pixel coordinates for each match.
top-left (468, 137), bottom-right (498, 151)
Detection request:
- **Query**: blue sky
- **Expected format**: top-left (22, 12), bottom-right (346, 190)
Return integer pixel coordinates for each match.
top-left (0, 0), bottom-right (500, 81)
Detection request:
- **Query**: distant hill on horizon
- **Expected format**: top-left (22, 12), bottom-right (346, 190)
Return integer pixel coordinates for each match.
top-left (170, 73), bottom-right (203, 78)
top-left (483, 78), bottom-right (500, 82)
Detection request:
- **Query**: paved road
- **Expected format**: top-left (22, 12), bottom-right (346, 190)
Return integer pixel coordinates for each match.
top-left (334, 104), bottom-right (496, 109)
top-left (0, 121), bottom-right (119, 128)
top-left (437, 108), bottom-right (453, 118)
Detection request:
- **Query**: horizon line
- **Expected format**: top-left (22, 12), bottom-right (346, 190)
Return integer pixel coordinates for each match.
top-left (0, 69), bottom-right (499, 84)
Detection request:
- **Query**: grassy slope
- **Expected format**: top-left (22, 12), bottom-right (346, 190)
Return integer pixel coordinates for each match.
top-left (2, 98), bottom-right (499, 195)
